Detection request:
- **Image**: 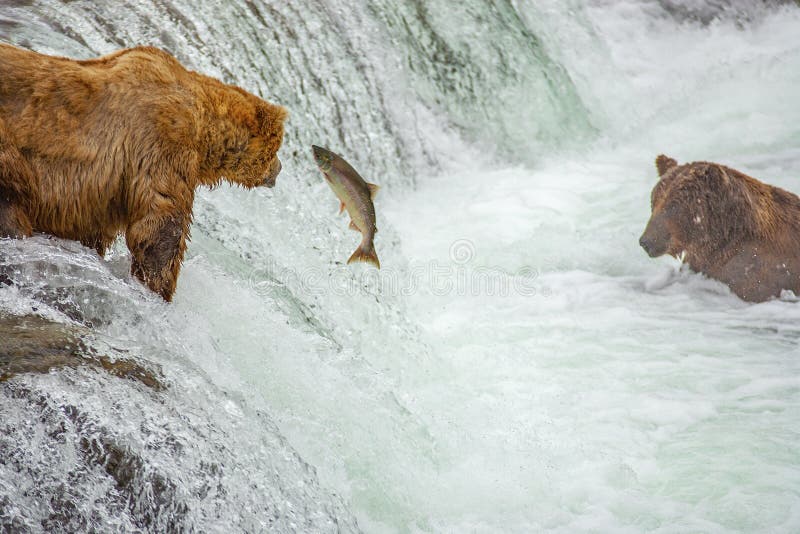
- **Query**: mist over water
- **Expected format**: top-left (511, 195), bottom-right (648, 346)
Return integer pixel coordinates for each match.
top-left (1, 1), bottom-right (799, 532)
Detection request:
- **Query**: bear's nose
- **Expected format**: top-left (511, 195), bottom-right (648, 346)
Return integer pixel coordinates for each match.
top-left (263, 159), bottom-right (281, 187)
top-left (639, 235), bottom-right (654, 256)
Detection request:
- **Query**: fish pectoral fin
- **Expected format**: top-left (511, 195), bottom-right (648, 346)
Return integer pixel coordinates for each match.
top-left (338, 201), bottom-right (346, 215)
top-left (367, 183), bottom-right (380, 200)
top-left (348, 220), bottom-right (360, 232)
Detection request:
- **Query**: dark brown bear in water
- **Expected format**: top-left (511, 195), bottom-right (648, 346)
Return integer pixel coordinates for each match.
top-left (0, 44), bottom-right (287, 301)
top-left (640, 155), bottom-right (800, 302)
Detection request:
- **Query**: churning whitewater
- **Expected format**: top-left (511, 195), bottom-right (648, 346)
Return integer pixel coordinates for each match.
top-left (1, 1), bottom-right (799, 532)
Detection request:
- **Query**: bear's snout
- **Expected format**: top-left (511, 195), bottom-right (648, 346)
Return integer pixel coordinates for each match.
top-left (639, 234), bottom-right (659, 257)
top-left (263, 158), bottom-right (282, 187)
top-left (639, 214), bottom-right (672, 258)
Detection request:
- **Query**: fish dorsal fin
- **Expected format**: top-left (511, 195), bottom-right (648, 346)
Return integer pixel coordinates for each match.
top-left (348, 220), bottom-right (360, 232)
top-left (367, 183), bottom-right (380, 200)
top-left (339, 201), bottom-right (346, 215)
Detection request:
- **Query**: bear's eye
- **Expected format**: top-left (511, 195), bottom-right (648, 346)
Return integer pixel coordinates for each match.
top-left (227, 141), bottom-right (246, 155)
top-left (661, 204), bottom-right (681, 218)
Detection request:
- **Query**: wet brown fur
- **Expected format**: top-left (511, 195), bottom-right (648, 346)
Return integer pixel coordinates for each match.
top-left (0, 44), bottom-right (287, 301)
top-left (641, 155), bottom-right (800, 302)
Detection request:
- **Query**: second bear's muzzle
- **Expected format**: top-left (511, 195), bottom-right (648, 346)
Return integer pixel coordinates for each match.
top-left (639, 213), bottom-right (671, 258)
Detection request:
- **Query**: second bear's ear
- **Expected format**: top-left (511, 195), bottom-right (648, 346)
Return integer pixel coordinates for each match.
top-left (703, 164), bottom-right (732, 187)
top-left (655, 155), bottom-right (678, 177)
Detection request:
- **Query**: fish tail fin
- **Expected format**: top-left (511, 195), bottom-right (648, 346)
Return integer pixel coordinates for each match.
top-left (347, 241), bottom-right (380, 269)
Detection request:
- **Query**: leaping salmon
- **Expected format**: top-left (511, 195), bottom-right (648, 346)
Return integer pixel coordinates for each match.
top-left (312, 145), bottom-right (380, 268)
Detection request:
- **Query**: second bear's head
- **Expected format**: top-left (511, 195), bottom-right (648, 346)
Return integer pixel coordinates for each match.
top-left (640, 155), bottom-right (758, 261)
top-left (193, 82), bottom-right (288, 189)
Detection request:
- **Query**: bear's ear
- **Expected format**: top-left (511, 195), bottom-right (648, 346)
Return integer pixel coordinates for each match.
top-left (701, 164), bottom-right (732, 188)
top-left (254, 103), bottom-right (288, 134)
top-left (655, 155), bottom-right (678, 177)
top-left (713, 164), bottom-right (730, 185)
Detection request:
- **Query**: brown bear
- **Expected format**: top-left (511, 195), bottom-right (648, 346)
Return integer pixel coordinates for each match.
top-left (0, 44), bottom-right (287, 301)
top-left (640, 155), bottom-right (800, 302)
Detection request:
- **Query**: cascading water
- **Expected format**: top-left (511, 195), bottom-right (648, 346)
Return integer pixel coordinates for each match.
top-left (1, 1), bottom-right (799, 532)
